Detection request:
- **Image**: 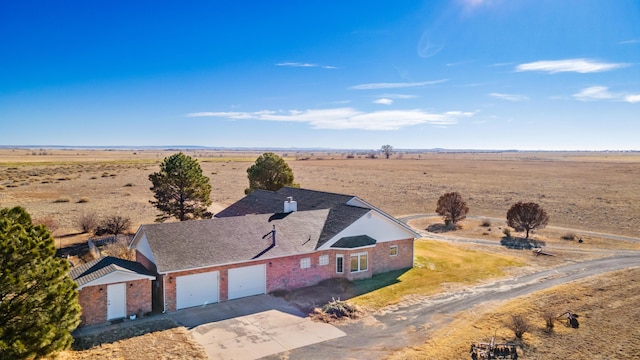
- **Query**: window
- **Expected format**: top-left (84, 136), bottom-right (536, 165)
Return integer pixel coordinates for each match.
top-left (336, 255), bottom-right (344, 273)
top-left (300, 257), bottom-right (311, 269)
top-left (350, 252), bottom-right (368, 272)
top-left (390, 245), bottom-right (398, 256)
top-left (319, 254), bottom-right (329, 266)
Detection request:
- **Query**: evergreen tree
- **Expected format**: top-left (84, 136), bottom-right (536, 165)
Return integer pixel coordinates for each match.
top-left (149, 152), bottom-right (213, 222)
top-left (245, 152), bottom-right (299, 194)
top-left (0, 207), bottom-right (81, 359)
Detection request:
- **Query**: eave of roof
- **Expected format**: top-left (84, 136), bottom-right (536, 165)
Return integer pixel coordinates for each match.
top-left (69, 256), bottom-right (155, 288)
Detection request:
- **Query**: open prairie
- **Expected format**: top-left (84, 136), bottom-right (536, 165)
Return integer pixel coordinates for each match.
top-left (0, 149), bottom-right (638, 240)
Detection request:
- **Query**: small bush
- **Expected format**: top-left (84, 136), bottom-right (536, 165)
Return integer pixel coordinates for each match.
top-left (53, 196), bottom-right (71, 203)
top-left (507, 314), bottom-right (531, 339)
top-left (34, 215), bottom-right (59, 234)
top-left (95, 215), bottom-right (131, 236)
top-left (89, 176), bottom-right (97, 180)
top-left (123, 183), bottom-right (134, 187)
top-left (103, 236), bottom-right (135, 260)
top-left (561, 232), bottom-right (576, 241)
top-left (481, 219), bottom-right (492, 227)
top-left (542, 310), bottom-right (556, 333)
top-left (78, 213), bottom-right (99, 233)
top-left (503, 228), bottom-right (512, 238)
top-left (77, 196), bottom-right (90, 203)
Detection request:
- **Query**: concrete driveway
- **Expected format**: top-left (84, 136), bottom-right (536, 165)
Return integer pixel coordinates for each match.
top-left (169, 295), bottom-right (345, 360)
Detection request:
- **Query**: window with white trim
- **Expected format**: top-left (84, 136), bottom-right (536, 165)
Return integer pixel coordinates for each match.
top-left (350, 252), bottom-right (368, 272)
top-left (319, 254), bottom-right (329, 266)
top-left (300, 257), bottom-right (311, 269)
top-left (390, 245), bottom-right (399, 256)
top-left (336, 254), bottom-right (344, 273)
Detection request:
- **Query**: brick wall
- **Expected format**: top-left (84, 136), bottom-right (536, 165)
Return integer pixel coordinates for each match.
top-left (160, 238), bottom-right (414, 312)
top-left (126, 279), bottom-right (152, 318)
top-left (77, 279), bottom-right (153, 326)
top-left (78, 286), bottom-right (106, 326)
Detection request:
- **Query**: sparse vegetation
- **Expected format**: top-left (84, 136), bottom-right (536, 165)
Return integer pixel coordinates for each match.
top-left (481, 219), bottom-right (492, 227)
top-left (541, 310), bottom-right (555, 333)
top-left (77, 196), bottom-right (90, 203)
top-left (561, 232), bottom-right (576, 240)
top-left (313, 298), bottom-right (361, 322)
top-left (53, 196), bottom-right (72, 203)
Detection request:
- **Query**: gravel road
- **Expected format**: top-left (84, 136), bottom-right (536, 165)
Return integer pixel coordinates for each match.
top-left (266, 216), bottom-right (640, 360)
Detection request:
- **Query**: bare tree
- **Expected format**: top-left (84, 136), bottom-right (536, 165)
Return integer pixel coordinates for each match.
top-left (506, 201), bottom-right (549, 239)
top-left (507, 314), bottom-right (531, 339)
top-left (380, 145), bottom-right (393, 159)
top-left (436, 192), bottom-right (469, 228)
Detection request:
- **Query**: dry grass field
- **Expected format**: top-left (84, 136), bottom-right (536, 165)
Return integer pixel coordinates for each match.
top-left (388, 268), bottom-right (640, 360)
top-left (1, 149), bottom-right (638, 241)
top-left (2, 148), bottom-right (639, 359)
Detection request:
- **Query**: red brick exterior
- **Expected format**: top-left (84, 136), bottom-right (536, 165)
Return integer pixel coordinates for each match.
top-left (77, 278), bottom-right (153, 326)
top-left (159, 238), bottom-right (414, 312)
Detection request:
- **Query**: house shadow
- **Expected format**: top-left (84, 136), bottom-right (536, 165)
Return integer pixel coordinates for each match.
top-left (500, 237), bottom-right (546, 250)
top-left (272, 268), bottom-right (411, 313)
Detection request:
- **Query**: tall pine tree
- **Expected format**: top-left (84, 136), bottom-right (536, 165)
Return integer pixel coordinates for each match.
top-left (149, 152), bottom-right (213, 221)
top-left (0, 207), bottom-right (81, 359)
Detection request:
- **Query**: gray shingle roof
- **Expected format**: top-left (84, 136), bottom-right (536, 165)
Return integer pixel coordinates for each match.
top-left (331, 235), bottom-right (377, 249)
top-left (69, 256), bottom-right (155, 287)
top-left (139, 209), bottom-right (339, 273)
top-left (215, 187), bottom-right (371, 248)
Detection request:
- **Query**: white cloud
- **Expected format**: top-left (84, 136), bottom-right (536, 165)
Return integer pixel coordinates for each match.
top-left (489, 92), bottom-right (529, 102)
top-left (516, 59), bottom-right (628, 73)
top-left (380, 94), bottom-right (419, 99)
top-left (186, 107), bottom-right (474, 130)
top-left (625, 94), bottom-right (640, 103)
top-left (373, 98), bottom-right (393, 105)
top-left (350, 79), bottom-right (447, 90)
top-left (573, 86), bottom-right (616, 101)
top-left (620, 39), bottom-right (640, 45)
top-left (276, 62), bottom-right (336, 69)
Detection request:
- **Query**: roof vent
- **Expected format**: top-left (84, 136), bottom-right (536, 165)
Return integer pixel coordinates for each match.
top-left (284, 196), bottom-right (297, 213)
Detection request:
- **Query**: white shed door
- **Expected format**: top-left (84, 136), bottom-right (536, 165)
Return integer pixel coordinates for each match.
top-left (107, 283), bottom-right (126, 320)
top-left (176, 271), bottom-right (219, 310)
top-left (228, 264), bottom-right (266, 300)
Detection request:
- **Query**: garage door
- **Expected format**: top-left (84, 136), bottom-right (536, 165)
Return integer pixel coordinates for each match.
top-left (176, 271), bottom-right (219, 310)
top-left (228, 264), bottom-right (266, 300)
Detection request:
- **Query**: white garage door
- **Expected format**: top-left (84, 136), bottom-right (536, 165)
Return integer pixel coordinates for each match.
top-left (228, 264), bottom-right (266, 300)
top-left (176, 271), bottom-right (219, 310)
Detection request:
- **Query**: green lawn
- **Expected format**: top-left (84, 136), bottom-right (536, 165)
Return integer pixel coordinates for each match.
top-left (350, 239), bottom-right (524, 309)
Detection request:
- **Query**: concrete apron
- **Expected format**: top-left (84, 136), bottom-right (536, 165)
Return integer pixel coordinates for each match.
top-left (170, 295), bottom-right (346, 360)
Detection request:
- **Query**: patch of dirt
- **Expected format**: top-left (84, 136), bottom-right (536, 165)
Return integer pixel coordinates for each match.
top-left (53, 319), bottom-right (207, 360)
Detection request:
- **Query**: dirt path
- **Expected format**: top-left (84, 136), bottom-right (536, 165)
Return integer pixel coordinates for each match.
top-left (268, 218), bottom-right (640, 360)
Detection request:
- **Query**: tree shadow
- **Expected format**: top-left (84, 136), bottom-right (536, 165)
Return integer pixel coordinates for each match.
top-left (426, 223), bottom-right (459, 233)
top-left (500, 237), bottom-right (546, 250)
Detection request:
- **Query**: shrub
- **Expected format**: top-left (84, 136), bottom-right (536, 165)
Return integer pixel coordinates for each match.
top-left (123, 183), bottom-right (134, 187)
top-left (103, 236), bottom-right (135, 260)
top-left (78, 213), bottom-right (99, 234)
top-left (95, 215), bottom-right (131, 236)
top-left (507, 315), bottom-right (531, 339)
top-left (53, 196), bottom-right (71, 203)
top-left (542, 310), bottom-right (555, 333)
top-left (561, 232), bottom-right (576, 241)
top-left (33, 215), bottom-right (59, 234)
top-left (77, 196), bottom-right (90, 203)
top-left (481, 219), bottom-right (492, 227)
top-left (313, 298), bottom-right (361, 322)
top-left (503, 228), bottom-right (512, 238)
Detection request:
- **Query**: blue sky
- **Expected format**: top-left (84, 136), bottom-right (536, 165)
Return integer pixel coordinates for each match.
top-left (1, 0), bottom-right (639, 150)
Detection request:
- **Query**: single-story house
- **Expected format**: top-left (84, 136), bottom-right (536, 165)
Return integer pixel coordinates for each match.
top-left (130, 187), bottom-right (419, 313)
top-left (69, 256), bottom-right (156, 326)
